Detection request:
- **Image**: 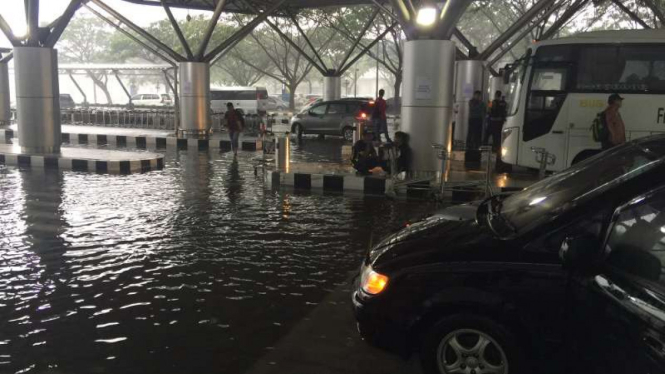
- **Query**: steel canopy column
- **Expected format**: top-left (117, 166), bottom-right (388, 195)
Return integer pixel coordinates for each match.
top-left (179, 62), bottom-right (210, 137)
top-left (0, 54), bottom-right (10, 126)
top-left (14, 47), bottom-right (61, 154)
top-left (323, 74), bottom-right (342, 101)
top-left (402, 40), bottom-right (456, 173)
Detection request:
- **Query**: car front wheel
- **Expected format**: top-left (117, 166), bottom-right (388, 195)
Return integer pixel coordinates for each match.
top-left (421, 314), bottom-right (525, 374)
top-left (342, 126), bottom-right (354, 142)
top-left (292, 123), bottom-right (304, 139)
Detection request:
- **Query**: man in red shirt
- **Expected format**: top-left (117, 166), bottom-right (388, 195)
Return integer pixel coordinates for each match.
top-left (372, 89), bottom-right (391, 143)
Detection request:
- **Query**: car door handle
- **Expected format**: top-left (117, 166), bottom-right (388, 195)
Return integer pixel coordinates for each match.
top-left (552, 130), bottom-right (564, 134)
top-left (644, 335), bottom-right (665, 355)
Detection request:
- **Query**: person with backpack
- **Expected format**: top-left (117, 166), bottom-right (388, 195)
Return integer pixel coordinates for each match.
top-left (603, 94), bottom-right (626, 150)
top-left (372, 89), bottom-right (391, 143)
top-left (224, 102), bottom-right (244, 156)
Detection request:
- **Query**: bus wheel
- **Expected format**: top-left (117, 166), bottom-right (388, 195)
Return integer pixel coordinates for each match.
top-left (572, 150), bottom-right (600, 165)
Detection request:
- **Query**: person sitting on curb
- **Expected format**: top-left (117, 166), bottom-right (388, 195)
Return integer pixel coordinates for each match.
top-left (352, 131), bottom-right (378, 175)
top-left (379, 131), bottom-right (412, 176)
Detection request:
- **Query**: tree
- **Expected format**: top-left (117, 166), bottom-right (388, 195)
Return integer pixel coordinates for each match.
top-left (58, 16), bottom-right (115, 103)
top-left (313, 8), bottom-right (404, 99)
top-left (233, 13), bottom-right (336, 110)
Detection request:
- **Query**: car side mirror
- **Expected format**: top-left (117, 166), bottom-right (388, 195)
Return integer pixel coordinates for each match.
top-left (308, 110), bottom-right (317, 117)
top-left (560, 234), bottom-right (602, 272)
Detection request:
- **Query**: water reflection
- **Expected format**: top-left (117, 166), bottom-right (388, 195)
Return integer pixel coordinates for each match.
top-left (0, 151), bottom-right (432, 374)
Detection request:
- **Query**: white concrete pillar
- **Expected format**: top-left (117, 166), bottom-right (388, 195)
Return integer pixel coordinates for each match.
top-left (179, 62), bottom-right (210, 137)
top-left (453, 60), bottom-right (487, 148)
top-left (14, 47), bottom-right (61, 154)
top-left (401, 40), bottom-right (456, 174)
top-left (323, 75), bottom-right (341, 101)
top-left (0, 62), bottom-right (10, 126)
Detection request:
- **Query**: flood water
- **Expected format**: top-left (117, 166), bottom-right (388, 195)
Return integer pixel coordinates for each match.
top-left (0, 140), bottom-right (432, 374)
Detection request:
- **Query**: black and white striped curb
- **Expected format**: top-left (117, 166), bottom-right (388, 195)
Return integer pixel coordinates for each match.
top-left (0, 152), bottom-right (164, 174)
top-left (0, 129), bottom-right (263, 152)
top-left (264, 170), bottom-right (394, 194)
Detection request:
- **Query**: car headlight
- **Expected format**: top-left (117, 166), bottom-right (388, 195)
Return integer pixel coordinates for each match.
top-left (360, 266), bottom-right (389, 295)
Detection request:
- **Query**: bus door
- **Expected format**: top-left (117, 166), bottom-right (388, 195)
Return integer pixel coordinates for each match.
top-left (520, 62), bottom-right (571, 171)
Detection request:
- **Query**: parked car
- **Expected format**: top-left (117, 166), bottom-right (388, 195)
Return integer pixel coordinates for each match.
top-left (59, 94), bottom-right (76, 110)
top-left (353, 136), bottom-right (665, 374)
top-left (265, 96), bottom-right (288, 112)
top-left (210, 86), bottom-right (269, 115)
top-left (131, 93), bottom-right (171, 106)
top-left (290, 99), bottom-right (374, 141)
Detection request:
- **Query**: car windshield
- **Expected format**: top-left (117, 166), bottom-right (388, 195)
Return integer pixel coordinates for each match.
top-left (488, 137), bottom-right (665, 238)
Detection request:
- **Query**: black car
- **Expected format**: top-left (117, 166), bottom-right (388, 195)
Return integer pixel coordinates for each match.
top-left (353, 136), bottom-right (665, 374)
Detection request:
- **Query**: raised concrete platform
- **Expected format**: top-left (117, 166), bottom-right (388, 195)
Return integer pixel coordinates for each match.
top-left (0, 126), bottom-right (263, 152)
top-left (264, 160), bottom-right (538, 198)
top-left (0, 144), bottom-right (164, 174)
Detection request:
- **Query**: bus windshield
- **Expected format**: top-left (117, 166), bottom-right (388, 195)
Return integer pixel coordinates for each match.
top-left (506, 52), bottom-right (529, 116)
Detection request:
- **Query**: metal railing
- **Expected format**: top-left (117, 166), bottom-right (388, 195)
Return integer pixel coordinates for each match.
top-left (9, 107), bottom-right (266, 135)
top-left (59, 108), bottom-right (177, 130)
top-left (531, 147), bottom-right (556, 179)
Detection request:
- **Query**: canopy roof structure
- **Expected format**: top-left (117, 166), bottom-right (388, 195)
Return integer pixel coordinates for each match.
top-left (121, 0), bottom-right (376, 12)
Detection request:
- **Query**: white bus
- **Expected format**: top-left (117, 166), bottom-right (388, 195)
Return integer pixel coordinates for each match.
top-left (501, 29), bottom-right (665, 171)
top-left (210, 86), bottom-right (269, 115)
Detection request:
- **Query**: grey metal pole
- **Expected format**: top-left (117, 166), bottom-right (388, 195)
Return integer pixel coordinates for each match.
top-left (196, 0), bottom-right (227, 60)
top-left (477, 0), bottom-right (557, 60)
top-left (26, 0), bottom-right (40, 46)
top-left (354, 69), bottom-right (358, 97)
top-left (90, 0), bottom-right (185, 62)
top-left (69, 73), bottom-right (88, 104)
top-left (610, 0), bottom-right (651, 29)
top-left (375, 42), bottom-right (380, 98)
top-left (204, 0), bottom-right (287, 62)
top-left (84, 4), bottom-right (176, 67)
top-left (161, 0), bottom-right (195, 60)
top-left (540, 0), bottom-right (589, 40)
top-left (113, 71), bottom-right (133, 104)
top-left (487, 0), bottom-right (564, 67)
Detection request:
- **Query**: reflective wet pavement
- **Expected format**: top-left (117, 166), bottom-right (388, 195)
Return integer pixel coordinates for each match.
top-left (0, 145), bottom-right (434, 374)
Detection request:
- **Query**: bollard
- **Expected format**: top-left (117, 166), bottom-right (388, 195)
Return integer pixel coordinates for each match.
top-left (480, 145), bottom-right (494, 197)
top-left (353, 121), bottom-right (366, 144)
top-left (531, 147), bottom-right (556, 180)
top-left (275, 135), bottom-right (290, 172)
top-left (432, 143), bottom-right (448, 195)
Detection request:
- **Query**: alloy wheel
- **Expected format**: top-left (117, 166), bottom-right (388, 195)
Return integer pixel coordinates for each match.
top-left (436, 329), bottom-right (508, 374)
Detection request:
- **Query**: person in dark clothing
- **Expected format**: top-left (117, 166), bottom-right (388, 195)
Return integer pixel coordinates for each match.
top-left (484, 90), bottom-right (509, 171)
top-left (352, 131), bottom-right (378, 175)
top-left (372, 89), bottom-right (391, 143)
top-left (224, 102), bottom-right (244, 156)
top-left (379, 131), bottom-right (412, 175)
top-left (602, 93), bottom-right (626, 150)
top-left (467, 90), bottom-right (486, 152)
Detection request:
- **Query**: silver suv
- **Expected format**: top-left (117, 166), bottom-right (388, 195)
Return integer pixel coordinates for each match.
top-left (290, 99), bottom-right (374, 141)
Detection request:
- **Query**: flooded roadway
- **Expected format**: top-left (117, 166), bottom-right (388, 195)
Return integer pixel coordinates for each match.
top-left (0, 140), bottom-right (433, 374)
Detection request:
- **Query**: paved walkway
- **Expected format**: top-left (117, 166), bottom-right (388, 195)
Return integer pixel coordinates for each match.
top-left (242, 277), bottom-right (422, 374)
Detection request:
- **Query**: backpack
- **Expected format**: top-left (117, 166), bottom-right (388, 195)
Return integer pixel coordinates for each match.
top-left (591, 111), bottom-right (608, 143)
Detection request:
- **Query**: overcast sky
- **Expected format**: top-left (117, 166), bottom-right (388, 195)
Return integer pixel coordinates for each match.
top-left (0, 0), bottom-right (208, 48)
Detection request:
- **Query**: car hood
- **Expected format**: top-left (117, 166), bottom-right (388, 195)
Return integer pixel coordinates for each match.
top-left (368, 203), bottom-right (496, 271)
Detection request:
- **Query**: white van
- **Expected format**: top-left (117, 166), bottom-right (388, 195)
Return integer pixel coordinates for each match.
top-left (210, 87), bottom-right (269, 114)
